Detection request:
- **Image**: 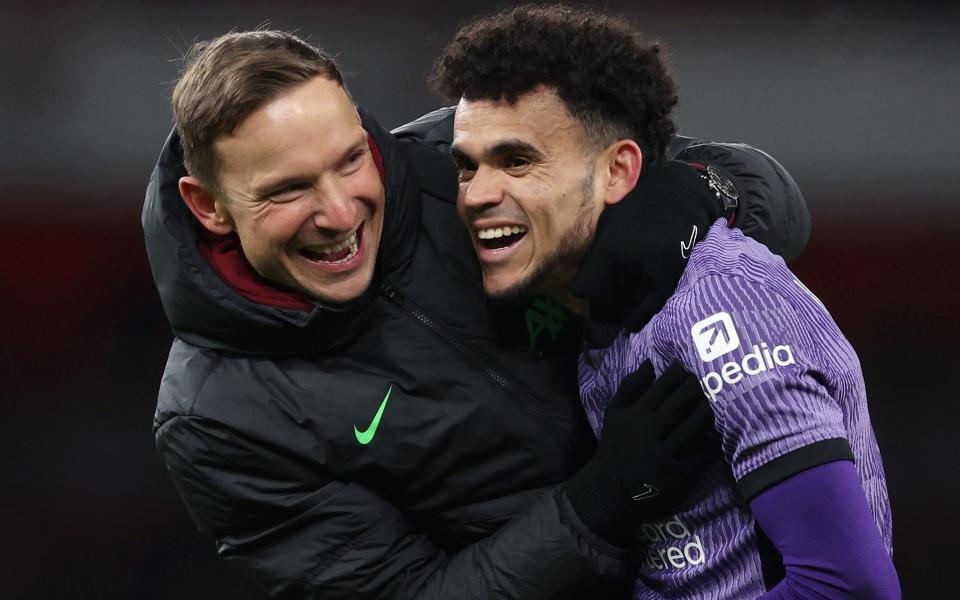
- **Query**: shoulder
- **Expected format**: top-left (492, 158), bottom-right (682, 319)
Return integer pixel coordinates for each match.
top-left (153, 343), bottom-right (326, 480)
top-left (155, 339), bottom-right (224, 425)
top-left (675, 219), bottom-right (796, 304)
top-left (391, 106), bottom-right (456, 153)
top-left (154, 339), bottom-right (279, 434)
top-left (653, 220), bottom-right (834, 365)
top-left (397, 137), bottom-right (458, 205)
top-left (666, 134), bottom-right (810, 264)
top-left (391, 107), bottom-right (458, 203)
top-left (357, 104), bottom-right (456, 204)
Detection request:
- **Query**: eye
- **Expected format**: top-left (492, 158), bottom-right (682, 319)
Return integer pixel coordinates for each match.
top-left (505, 156), bottom-right (531, 173)
top-left (342, 148), bottom-right (366, 173)
top-left (452, 156), bottom-right (477, 183)
top-left (457, 167), bottom-right (476, 183)
top-left (269, 182), bottom-right (311, 203)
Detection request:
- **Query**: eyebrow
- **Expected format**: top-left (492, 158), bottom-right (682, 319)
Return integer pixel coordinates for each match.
top-left (450, 138), bottom-right (544, 165)
top-left (251, 135), bottom-right (368, 199)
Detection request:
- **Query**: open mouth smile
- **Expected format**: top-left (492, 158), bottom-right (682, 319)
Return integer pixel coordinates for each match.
top-left (300, 224), bottom-right (364, 266)
top-left (476, 225), bottom-right (528, 251)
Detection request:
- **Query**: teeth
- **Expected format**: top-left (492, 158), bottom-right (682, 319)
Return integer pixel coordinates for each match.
top-left (477, 226), bottom-right (526, 240)
top-left (307, 231), bottom-right (358, 256)
top-left (329, 241), bottom-right (359, 264)
top-left (302, 230), bottom-right (361, 263)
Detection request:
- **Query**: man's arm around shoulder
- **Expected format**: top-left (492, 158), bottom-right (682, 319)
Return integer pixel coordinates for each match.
top-left (155, 412), bottom-right (631, 600)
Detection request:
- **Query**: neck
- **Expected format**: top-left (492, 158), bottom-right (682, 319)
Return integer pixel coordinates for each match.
top-left (551, 290), bottom-right (590, 316)
top-left (538, 257), bottom-right (592, 315)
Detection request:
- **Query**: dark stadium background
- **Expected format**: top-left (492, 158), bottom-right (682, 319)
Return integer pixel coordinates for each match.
top-left (2, 2), bottom-right (956, 597)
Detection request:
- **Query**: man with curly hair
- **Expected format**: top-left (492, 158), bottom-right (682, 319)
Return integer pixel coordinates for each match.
top-left (435, 5), bottom-right (900, 599)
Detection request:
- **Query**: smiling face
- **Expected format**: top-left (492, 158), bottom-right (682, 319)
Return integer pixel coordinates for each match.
top-left (203, 76), bottom-right (385, 304)
top-left (451, 87), bottom-right (610, 304)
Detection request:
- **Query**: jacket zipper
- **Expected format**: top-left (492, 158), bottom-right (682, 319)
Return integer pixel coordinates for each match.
top-left (380, 282), bottom-right (573, 457)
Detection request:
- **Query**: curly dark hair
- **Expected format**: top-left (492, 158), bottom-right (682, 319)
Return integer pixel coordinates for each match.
top-left (431, 4), bottom-right (677, 162)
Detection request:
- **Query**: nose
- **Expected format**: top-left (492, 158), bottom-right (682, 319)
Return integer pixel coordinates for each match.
top-left (310, 182), bottom-right (358, 232)
top-left (459, 165), bottom-right (504, 212)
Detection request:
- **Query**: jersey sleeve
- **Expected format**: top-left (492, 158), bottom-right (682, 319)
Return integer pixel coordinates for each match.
top-left (655, 271), bottom-right (855, 499)
top-left (751, 461), bottom-right (901, 599)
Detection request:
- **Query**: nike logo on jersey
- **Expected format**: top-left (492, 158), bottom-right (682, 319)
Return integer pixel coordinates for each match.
top-left (680, 225), bottom-right (698, 259)
top-left (354, 385), bottom-right (393, 445)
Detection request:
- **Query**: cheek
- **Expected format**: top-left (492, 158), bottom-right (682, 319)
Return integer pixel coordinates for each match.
top-left (527, 202), bottom-right (557, 243)
top-left (455, 186), bottom-right (468, 218)
top-left (355, 175), bottom-right (381, 197)
top-left (352, 164), bottom-right (386, 208)
top-left (249, 208), bottom-right (307, 250)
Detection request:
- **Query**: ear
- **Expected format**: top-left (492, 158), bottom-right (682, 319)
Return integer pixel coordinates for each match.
top-left (601, 139), bottom-right (643, 206)
top-left (179, 176), bottom-right (234, 235)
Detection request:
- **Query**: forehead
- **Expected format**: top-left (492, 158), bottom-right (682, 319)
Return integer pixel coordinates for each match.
top-left (452, 86), bottom-right (585, 155)
top-left (216, 76), bottom-right (364, 173)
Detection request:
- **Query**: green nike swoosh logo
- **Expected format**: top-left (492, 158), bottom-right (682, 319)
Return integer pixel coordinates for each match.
top-left (354, 385), bottom-right (392, 445)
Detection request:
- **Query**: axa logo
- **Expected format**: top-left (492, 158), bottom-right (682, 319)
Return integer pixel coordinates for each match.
top-left (691, 312), bottom-right (797, 402)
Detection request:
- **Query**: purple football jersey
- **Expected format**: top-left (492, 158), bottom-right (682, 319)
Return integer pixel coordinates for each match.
top-left (579, 219), bottom-right (892, 599)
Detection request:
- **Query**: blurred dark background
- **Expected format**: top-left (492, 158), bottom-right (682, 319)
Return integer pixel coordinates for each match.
top-left (2, 1), bottom-right (956, 598)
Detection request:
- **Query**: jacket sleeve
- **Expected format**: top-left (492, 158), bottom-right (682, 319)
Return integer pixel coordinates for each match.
top-left (391, 106), bottom-right (456, 153)
top-left (666, 136), bottom-right (811, 263)
top-left (155, 415), bottom-right (631, 600)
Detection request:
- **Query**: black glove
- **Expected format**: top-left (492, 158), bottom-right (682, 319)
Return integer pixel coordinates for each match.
top-left (565, 361), bottom-right (720, 546)
top-left (571, 160), bottom-right (733, 331)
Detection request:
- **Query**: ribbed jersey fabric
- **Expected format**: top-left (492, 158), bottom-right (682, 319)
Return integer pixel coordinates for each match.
top-left (579, 219), bottom-right (892, 599)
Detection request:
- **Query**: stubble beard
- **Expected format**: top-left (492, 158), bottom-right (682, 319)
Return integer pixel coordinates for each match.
top-left (486, 169), bottom-right (596, 307)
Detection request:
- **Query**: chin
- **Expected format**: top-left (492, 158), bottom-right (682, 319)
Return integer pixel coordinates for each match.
top-left (482, 272), bottom-right (513, 298)
top-left (326, 281), bottom-right (372, 304)
top-left (307, 272), bottom-right (375, 305)
top-left (484, 273), bottom-right (539, 307)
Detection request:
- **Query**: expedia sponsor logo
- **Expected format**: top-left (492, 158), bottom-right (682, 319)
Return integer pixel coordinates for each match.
top-left (636, 516), bottom-right (706, 570)
top-left (692, 312), bottom-right (797, 402)
top-left (690, 312), bottom-right (740, 362)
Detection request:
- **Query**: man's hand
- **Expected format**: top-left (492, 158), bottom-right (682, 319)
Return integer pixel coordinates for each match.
top-left (572, 161), bottom-right (732, 331)
top-left (565, 361), bottom-right (721, 545)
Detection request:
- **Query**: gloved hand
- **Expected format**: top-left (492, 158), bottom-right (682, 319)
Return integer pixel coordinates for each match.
top-left (565, 361), bottom-right (720, 546)
top-left (571, 160), bottom-right (733, 331)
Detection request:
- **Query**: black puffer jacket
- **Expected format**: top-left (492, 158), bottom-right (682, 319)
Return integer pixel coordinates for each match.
top-left (145, 107), bottom-right (809, 599)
